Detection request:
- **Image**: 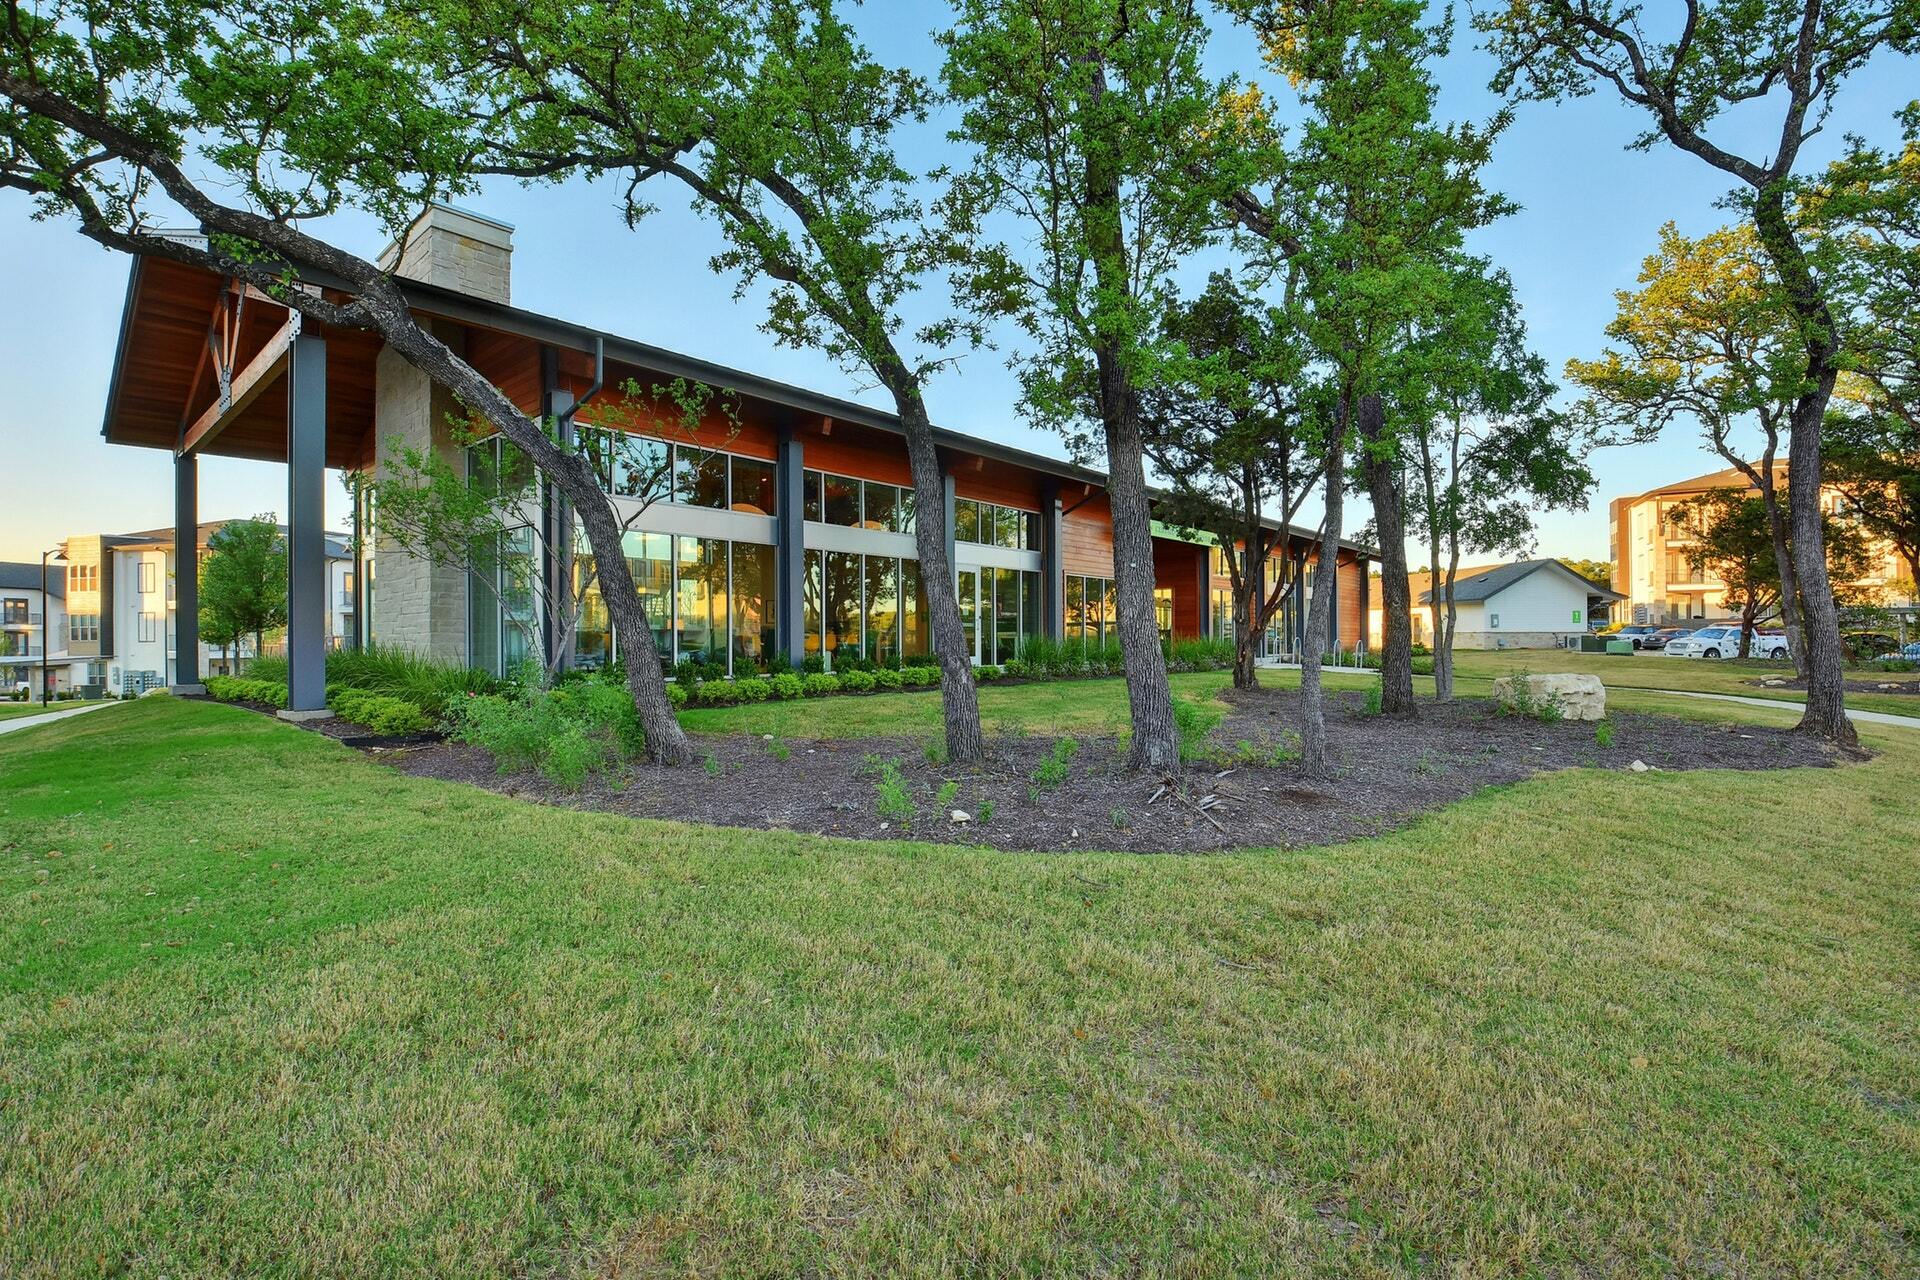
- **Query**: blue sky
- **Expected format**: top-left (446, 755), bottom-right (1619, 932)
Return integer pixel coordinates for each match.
top-left (1, 4), bottom-right (1913, 565)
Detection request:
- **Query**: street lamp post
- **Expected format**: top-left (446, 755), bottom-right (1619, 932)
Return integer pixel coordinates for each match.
top-left (39, 547), bottom-right (58, 706)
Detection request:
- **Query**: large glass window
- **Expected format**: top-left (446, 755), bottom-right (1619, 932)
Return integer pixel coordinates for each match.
top-left (865, 556), bottom-right (899, 663)
top-left (674, 448), bottom-right (729, 509)
top-left (995, 507), bottom-right (1021, 550)
top-left (1211, 587), bottom-right (1234, 641)
top-left (900, 560), bottom-right (927, 656)
top-left (863, 482), bottom-right (898, 533)
top-left (1066, 576), bottom-right (1115, 648)
top-left (574, 556), bottom-right (611, 669)
top-left (609, 434), bottom-right (669, 499)
top-left (1065, 576), bottom-right (1084, 643)
top-left (899, 487), bottom-right (918, 535)
top-left (804, 471), bottom-right (824, 522)
top-left (804, 549), bottom-right (824, 655)
top-left (824, 474), bottom-right (860, 526)
top-left (993, 567), bottom-right (1020, 665)
top-left (731, 542), bottom-right (774, 667)
top-left (732, 457), bottom-right (777, 516)
top-left (1154, 587), bottom-right (1174, 641)
top-left (954, 500), bottom-right (979, 543)
top-left (824, 551), bottom-right (863, 658)
top-left (676, 537), bottom-right (728, 661)
top-left (1023, 569), bottom-right (1041, 643)
top-left (624, 531), bottom-right (674, 660)
top-left (957, 570), bottom-right (977, 661)
top-left (501, 527), bottom-right (536, 672)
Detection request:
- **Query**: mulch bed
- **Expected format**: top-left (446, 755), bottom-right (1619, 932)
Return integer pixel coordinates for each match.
top-left (1748, 675), bottom-right (1920, 696)
top-left (381, 686), bottom-right (1842, 854)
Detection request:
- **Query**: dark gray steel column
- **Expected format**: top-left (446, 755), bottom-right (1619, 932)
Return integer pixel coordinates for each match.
top-left (1195, 545), bottom-right (1210, 639)
top-left (942, 468), bottom-right (957, 575)
top-left (350, 477), bottom-right (366, 651)
top-left (775, 413), bottom-right (806, 664)
top-left (1039, 478), bottom-right (1064, 639)
top-left (173, 452), bottom-right (202, 691)
top-left (284, 331), bottom-right (328, 715)
top-left (539, 345), bottom-right (568, 665)
top-left (1327, 554), bottom-right (1340, 657)
top-left (1357, 555), bottom-right (1371, 656)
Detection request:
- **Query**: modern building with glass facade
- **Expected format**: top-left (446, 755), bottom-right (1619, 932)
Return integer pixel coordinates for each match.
top-left (96, 206), bottom-right (1372, 710)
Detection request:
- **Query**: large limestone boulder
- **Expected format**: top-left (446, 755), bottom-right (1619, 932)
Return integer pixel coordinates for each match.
top-left (1491, 672), bottom-right (1606, 722)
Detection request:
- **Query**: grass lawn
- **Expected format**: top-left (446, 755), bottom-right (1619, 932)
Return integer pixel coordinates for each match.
top-left (3, 695), bottom-right (1916, 1276)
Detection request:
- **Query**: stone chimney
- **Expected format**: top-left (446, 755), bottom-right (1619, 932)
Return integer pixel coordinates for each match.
top-left (377, 204), bottom-right (513, 305)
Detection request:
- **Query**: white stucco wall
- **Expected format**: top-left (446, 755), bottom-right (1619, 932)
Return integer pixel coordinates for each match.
top-left (1454, 567), bottom-right (1591, 649)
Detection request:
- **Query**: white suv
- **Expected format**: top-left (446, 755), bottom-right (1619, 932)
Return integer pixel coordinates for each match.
top-left (1664, 625), bottom-right (1788, 659)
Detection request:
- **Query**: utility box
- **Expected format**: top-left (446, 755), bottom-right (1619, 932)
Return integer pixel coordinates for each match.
top-left (1605, 639), bottom-right (1634, 655)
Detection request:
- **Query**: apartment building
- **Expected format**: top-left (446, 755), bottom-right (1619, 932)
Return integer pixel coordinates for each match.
top-left (51, 523), bottom-right (354, 697)
top-left (96, 205), bottom-right (1372, 713)
top-left (0, 562), bottom-right (69, 696)
top-left (1608, 462), bottom-right (1915, 625)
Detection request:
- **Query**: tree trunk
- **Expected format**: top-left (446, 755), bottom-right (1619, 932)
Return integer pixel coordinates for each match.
top-left (1104, 390), bottom-right (1181, 770)
top-left (1081, 61), bottom-right (1178, 772)
top-left (1232, 542), bottom-right (1260, 690)
top-left (1300, 410), bottom-right (1347, 778)
top-left (1750, 186), bottom-right (1857, 750)
top-left (1358, 393), bottom-right (1415, 715)
top-left (567, 463), bottom-right (693, 764)
top-left (894, 389), bottom-right (987, 763)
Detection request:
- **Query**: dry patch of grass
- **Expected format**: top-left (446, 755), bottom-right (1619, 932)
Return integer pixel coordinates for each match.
top-left (2, 697), bottom-right (1916, 1276)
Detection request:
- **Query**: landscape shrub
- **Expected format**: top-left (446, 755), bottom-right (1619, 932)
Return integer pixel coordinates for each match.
top-left (666, 684), bottom-right (689, 709)
top-left (873, 667), bottom-right (904, 691)
top-left (251, 643), bottom-right (496, 716)
top-left (1166, 636), bottom-right (1234, 672)
top-left (447, 673), bottom-right (641, 788)
top-left (902, 665), bottom-right (939, 687)
top-left (976, 665), bottom-right (1004, 681)
top-left (732, 677), bottom-right (772, 703)
top-left (901, 653), bottom-right (940, 669)
top-left (803, 673), bottom-right (841, 697)
top-left (327, 689), bottom-right (431, 736)
top-left (840, 669), bottom-right (877, 693)
top-left (769, 673), bottom-right (805, 700)
top-left (692, 680), bottom-right (740, 706)
top-left (206, 676), bottom-right (289, 708)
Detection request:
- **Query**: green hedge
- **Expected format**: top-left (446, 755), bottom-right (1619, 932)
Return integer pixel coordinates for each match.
top-left (326, 686), bottom-right (431, 736)
top-left (205, 676), bottom-right (288, 708)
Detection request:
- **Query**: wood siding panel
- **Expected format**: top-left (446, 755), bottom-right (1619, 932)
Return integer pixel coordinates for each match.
top-left (1062, 494), bottom-right (1115, 578)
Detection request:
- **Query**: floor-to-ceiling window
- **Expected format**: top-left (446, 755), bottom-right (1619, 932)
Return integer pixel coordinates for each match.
top-left (865, 556), bottom-right (899, 664)
top-left (574, 554), bottom-right (611, 669)
top-left (993, 567), bottom-right (1020, 664)
top-left (824, 550), bottom-right (863, 660)
top-left (625, 532), bottom-right (674, 661)
top-left (901, 560), bottom-right (927, 656)
top-left (676, 537), bottom-right (728, 664)
top-left (732, 542), bottom-right (774, 667)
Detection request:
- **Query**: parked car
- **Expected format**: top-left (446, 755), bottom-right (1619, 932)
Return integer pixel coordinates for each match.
top-left (1664, 625), bottom-right (1789, 659)
top-left (1844, 631), bottom-right (1898, 662)
top-left (1645, 627), bottom-right (1695, 651)
top-left (1877, 641), bottom-right (1920, 663)
top-left (1613, 624), bottom-right (1662, 649)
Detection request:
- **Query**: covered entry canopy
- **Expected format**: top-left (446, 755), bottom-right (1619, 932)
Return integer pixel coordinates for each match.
top-left (101, 256), bottom-right (382, 469)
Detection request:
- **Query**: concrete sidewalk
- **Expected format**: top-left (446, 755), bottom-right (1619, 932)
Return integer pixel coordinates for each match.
top-left (1643, 688), bottom-right (1920, 730)
top-left (0, 701), bottom-right (119, 737)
